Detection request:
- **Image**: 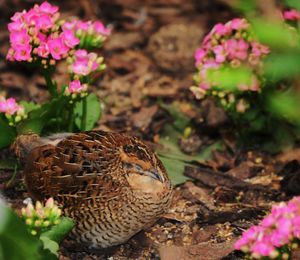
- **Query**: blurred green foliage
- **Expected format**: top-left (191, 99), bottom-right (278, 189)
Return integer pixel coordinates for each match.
top-left (0, 200), bottom-right (74, 260)
top-left (208, 0), bottom-right (300, 151)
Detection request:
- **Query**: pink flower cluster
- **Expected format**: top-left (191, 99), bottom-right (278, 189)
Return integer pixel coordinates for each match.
top-left (0, 97), bottom-right (24, 116)
top-left (235, 196), bottom-right (300, 259)
top-left (62, 18), bottom-right (111, 48)
top-left (283, 9), bottom-right (300, 21)
top-left (65, 79), bottom-right (88, 96)
top-left (22, 198), bottom-right (61, 236)
top-left (6, 1), bottom-right (79, 63)
top-left (0, 96), bottom-right (26, 125)
top-left (68, 49), bottom-right (105, 77)
top-left (191, 18), bottom-right (270, 100)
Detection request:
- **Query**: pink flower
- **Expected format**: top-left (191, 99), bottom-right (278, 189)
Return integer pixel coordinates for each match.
top-left (292, 216), bottom-right (300, 238)
top-left (61, 30), bottom-right (80, 48)
top-left (283, 9), bottom-right (300, 21)
top-left (212, 44), bottom-right (227, 63)
top-left (227, 18), bottom-right (249, 31)
top-left (14, 44), bottom-right (32, 61)
top-left (0, 98), bottom-right (21, 115)
top-left (72, 59), bottom-right (89, 75)
top-left (93, 21), bottom-right (111, 36)
top-left (76, 21), bottom-right (90, 31)
top-left (68, 79), bottom-right (84, 93)
top-left (6, 48), bottom-right (15, 61)
top-left (225, 39), bottom-right (249, 60)
top-left (70, 50), bottom-right (103, 76)
top-left (270, 230), bottom-right (290, 247)
top-left (203, 34), bottom-right (212, 48)
top-left (47, 37), bottom-right (69, 60)
top-left (235, 196), bottom-right (300, 258)
top-left (251, 42), bottom-right (270, 57)
top-left (10, 11), bottom-right (24, 22)
top-left (10, 29), bottom-right (30, 46)
top-left (251, 241), bottom-right (276, 257)
top-left (194, 48), bottom-right (207, 66)
top-left (37, 32), bottom-right (47, 43)
top-left (74, 49), bottom-right (88, 60)
top-left (203, 60), bottom-right (219, 69)
top-left (62, 20), bottom-right (77, 31)
top-left (199, 82), bottom-right (210, 90)
top-left (35, 14), bottom-right (53, 30)
top-left (36, 42), bottom-right (49, 58)
top-left (234, 236), bottom-right (249, 250)
top-left (23, 8), bottom-right (39, 26)
top-left (261, 215), bottom-right (276, 228)
top-left (212, 23), bottom-right (231, 36)
top-left (8, 20), bottom-right (24, 32)
top-left (39, 2), bottom-right (59, 15)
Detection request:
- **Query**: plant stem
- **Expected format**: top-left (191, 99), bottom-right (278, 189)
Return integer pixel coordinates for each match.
top-left (42, 69), bottom-right (58, 98)
top-left (68, 103), bottom-right (74, 132)
top-left (81, 96), bottom-right (87, 131)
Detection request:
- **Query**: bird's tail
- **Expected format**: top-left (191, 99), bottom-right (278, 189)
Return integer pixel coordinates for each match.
top-left (11, 133), bottom-right (44, 164)
top-left (12, 132), bottom-right (73, 164)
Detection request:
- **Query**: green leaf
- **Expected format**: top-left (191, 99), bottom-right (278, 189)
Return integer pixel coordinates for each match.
top-left (17, 96), bottom-right (67, 135)
top-left (19, 101), bottom-right (40, 114)
top-left (265, 53), bottom-right (300, 81)
top-left (157, 125), bottom-right (223, 185)
top-left (158, 156), bottom-right (190, 185)
top-left (251, 19), bottom-right (296, 49)
top-left (206, 66), bottom-right (253, 92)
top-left (0, 200), bottom-right (56, 260)
top-left (41, 217), bottom-right (75, 244)
top-left (74, 93), bottom-right (102, 131)
top-left (39, 237), bottom-right (59, 257)
top-left (0, 116), bottom-right (17, 149)
top-left (159, 102), bottom-right (191, 132)
top-left (268, 90), bottom-right (300, 126)
top-left (285, 0), bottom-right (300, 10)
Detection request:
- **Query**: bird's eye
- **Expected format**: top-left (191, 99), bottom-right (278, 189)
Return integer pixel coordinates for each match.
top-left (134, 164), bottom-right (143, 173)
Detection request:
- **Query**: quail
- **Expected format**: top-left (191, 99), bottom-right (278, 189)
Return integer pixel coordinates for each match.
top-left (13, 131), bottom-right (173, 248)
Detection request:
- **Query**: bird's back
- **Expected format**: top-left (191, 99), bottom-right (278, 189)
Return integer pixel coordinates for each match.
top-left (16, 131), bottom-right (173, 248)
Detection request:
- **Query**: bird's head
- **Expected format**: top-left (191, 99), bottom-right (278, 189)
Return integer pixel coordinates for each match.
top-left (119, 141), bottom-right (172, 194)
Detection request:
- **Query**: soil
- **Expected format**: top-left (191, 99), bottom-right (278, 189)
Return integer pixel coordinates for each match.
top-left (1, 0), bottom-right (299, 259)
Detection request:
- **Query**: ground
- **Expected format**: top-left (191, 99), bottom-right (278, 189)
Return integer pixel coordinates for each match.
top-left (1, 0), bottom-right (300, 259)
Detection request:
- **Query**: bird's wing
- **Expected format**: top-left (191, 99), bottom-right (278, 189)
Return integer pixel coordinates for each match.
top-left (24, 131), bottom-right (130, 206)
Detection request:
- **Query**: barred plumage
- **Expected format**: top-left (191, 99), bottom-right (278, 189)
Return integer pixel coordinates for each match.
top-left (14, 131), bottom-right (173, 248)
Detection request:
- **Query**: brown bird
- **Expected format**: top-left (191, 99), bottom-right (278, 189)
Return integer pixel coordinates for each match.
top-left (14, 131), bottom-right (173, 248)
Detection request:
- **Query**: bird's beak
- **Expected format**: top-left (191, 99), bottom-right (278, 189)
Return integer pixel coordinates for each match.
top-left (145, 169), bottom-right (164, 182)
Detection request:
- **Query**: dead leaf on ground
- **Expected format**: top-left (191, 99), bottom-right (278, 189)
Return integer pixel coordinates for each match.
top-left (158, 240), bottom-right (236, 260)
top-left (131, 105), bottom-right (159, 131)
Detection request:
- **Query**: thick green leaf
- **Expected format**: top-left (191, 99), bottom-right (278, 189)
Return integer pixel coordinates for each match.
top-left (19, 101), bottom-right (40, 114)
top-left (285, 0), bottom-right (300, 10)
top-left (17, 96), bottom-right (67, 135)
top-left (157, 125), bottom-right (223, 185)
top-left (41, 217), bottom-right (75, 244)
top-left (39, 237), bottom-right (59, 257)
top-left (0, 117), bottom-right (17, 149)
top-left (251, 19), bottom-right (296, 49)
top-left (265, 53), bottom-right (300, 81)
top-left (158, 156), bottom-right (190, 185)
top-left (206, 66), bottom-right (253, 91)
top-left (268, 90), bottom-right (300, 126)
top-left (74, 93), bottom-right (102, 131)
